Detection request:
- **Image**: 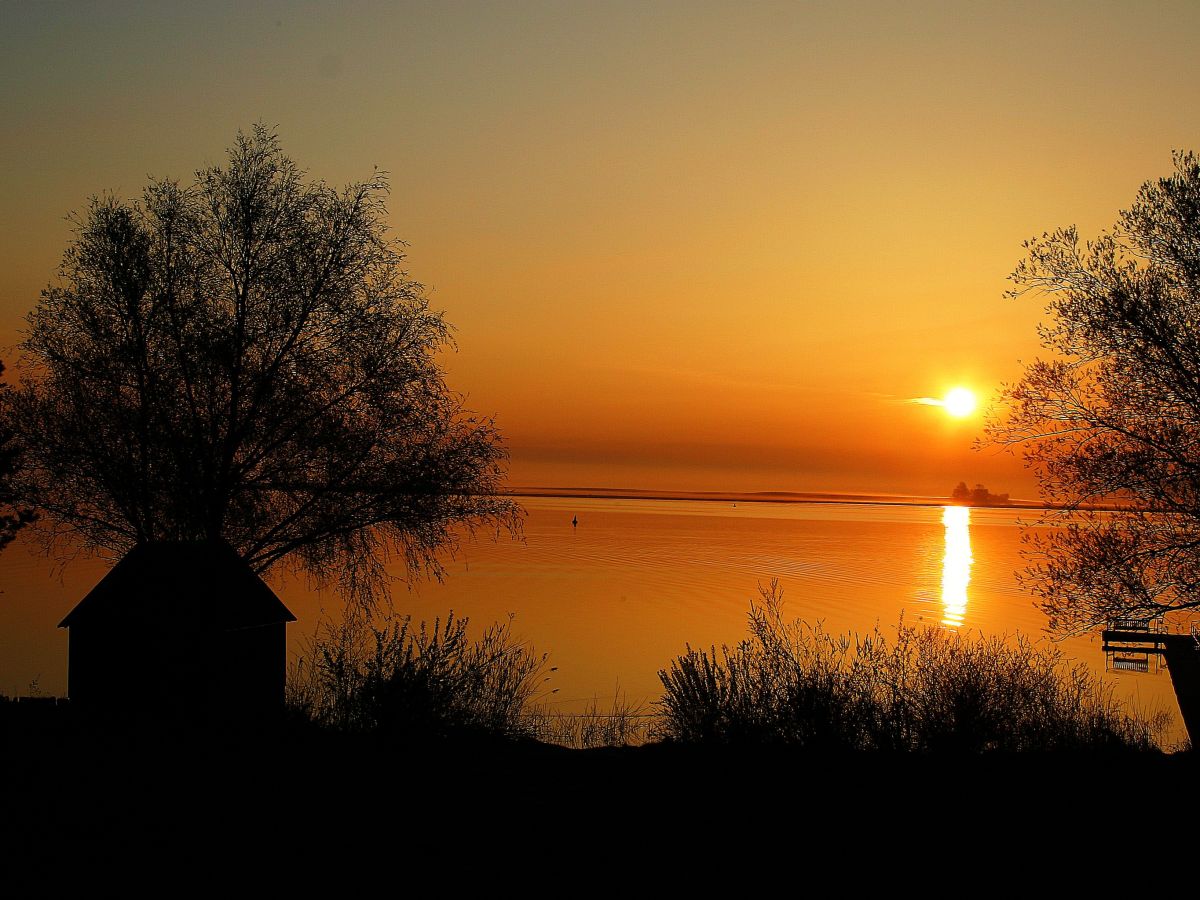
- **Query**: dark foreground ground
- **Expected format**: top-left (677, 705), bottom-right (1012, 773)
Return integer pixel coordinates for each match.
top-left (4, 702), bottom-right (1197, 881)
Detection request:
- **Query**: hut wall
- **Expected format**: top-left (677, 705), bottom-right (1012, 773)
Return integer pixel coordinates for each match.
top-left (216, 622), bottom-right (287, 717)
top-left (67, 620), bottom-right (288, 720)
top-left (67, 622), bottom-right (156, 710)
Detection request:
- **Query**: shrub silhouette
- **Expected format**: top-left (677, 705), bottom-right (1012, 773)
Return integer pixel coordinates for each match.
top-left (657, 581), bottom-right (1169, 752)
top-left (288, 609), bottom-right (548, 743)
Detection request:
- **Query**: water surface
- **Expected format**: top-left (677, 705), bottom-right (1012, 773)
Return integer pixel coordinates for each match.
top-left (1, 495), bottom-right (1178, 739)
top-left (280, 497), bottom-right (1178, 732)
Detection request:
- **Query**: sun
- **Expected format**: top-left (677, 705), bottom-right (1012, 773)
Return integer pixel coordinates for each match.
top-left (943, 387), bottom-right (977, 418)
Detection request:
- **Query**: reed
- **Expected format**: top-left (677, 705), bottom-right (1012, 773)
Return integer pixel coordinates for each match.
top-left (287, 608), bottom-right (549, 742)
top-left (528, 690), bottom-right (652, 749)
top-left (657, 581), bottom-right (1171, 752)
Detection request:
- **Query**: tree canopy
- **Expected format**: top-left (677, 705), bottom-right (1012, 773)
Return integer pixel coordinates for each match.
top-left (989, 150), bottom-right (1200, 632)
top-left (0, 362), bottom-right (36, 553)
top-left (6, 126), bottom-right (518, 606)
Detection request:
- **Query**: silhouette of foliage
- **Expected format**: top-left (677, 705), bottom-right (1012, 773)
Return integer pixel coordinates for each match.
top-left (989, 150), bottom-right (1200, 632)
top-left (657, 582), bottom-right (1168, 751)
top-left (5, 126), bottom-right (517, 604)
top-left (287, 609), bottom-right (548, 742)
top-left (527, 689), bottom-right (651, 748)
top-left (0, 363), bottom-right (35, 552)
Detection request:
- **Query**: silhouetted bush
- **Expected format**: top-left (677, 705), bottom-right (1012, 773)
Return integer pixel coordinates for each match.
top-left (288, 610), bottom-right (549, 743)
top-left (657, 582), bottom-right (1169, 752)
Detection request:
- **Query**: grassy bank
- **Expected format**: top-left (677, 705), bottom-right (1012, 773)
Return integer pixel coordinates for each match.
top-left (5, 589), bottom-right (1175, 754)
top-left (282, 588), bottom-right (1175, 754)
top-left (657, 582), bottom-right (1172, 752)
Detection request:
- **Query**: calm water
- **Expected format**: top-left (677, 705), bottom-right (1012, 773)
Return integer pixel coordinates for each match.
top-left (0, 495), bottom-right (1180, 738)
top-left (282, 496), bottom-right (1180, 732)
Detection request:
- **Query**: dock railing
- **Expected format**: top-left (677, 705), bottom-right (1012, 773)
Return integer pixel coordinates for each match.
top-left (1102, 616), bottom-right (1166, 674)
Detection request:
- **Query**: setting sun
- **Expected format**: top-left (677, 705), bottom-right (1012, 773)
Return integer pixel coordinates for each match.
top-left (943, 387), bottom-right (977, 418)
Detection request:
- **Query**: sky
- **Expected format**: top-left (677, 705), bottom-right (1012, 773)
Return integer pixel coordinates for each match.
top-left (4, 1), bottom-right (1200, 499)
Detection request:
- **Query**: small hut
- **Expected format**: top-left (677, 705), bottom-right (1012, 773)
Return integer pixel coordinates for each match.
top-left (59, 540), bottom-right (296, 722)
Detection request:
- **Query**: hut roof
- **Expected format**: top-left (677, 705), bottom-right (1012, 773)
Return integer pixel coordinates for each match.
top-left (59, 540), bottom-right (296, 630)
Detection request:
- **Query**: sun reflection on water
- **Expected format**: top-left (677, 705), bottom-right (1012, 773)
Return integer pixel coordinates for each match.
top-left (941, 505), bottom-right (973, 627)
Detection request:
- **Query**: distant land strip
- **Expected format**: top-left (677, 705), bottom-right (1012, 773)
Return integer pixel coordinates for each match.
top-left (506, 486), bottom-right (1054, 510)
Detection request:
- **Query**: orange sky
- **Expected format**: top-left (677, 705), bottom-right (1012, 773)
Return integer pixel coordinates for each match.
top-left (4, 1), bottom-right (1200, 498)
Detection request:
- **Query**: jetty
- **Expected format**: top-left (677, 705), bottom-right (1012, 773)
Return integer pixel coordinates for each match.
top-left (1102, 618), bottom-right (1200, 744)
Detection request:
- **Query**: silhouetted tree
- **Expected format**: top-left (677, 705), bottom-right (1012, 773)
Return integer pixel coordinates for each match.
top-left (989, 150), bottom-right (1200, 632)
top-left (0, 362), bottom-right (36, 552)
top-left (5, 126), bottom-right (517, 606)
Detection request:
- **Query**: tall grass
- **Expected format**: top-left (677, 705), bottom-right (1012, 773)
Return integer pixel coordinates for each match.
top-left (528, 690), bottom-right (653, 749)
top-left (287, 609), bottom-right (550, 743)
top-left (657, 581), bottom-right (1170, 752)
top-left (289, 610), bottom-right (655, 748)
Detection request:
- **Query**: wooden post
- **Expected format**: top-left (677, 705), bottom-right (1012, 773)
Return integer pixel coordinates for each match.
top-left (1161, 636), bottom-right (1200, 747)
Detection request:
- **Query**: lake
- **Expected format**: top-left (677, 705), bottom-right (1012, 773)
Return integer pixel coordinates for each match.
top-left (0, 494), bottom-right (1182, 740)
top-left (283, 496), bottom-right (1181, 736)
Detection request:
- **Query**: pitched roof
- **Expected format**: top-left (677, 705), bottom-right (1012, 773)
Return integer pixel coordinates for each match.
top-left (59, 540), bottom-right (296, 630)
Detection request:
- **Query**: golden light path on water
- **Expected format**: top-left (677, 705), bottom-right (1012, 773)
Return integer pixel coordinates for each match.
top-left (941, 505), bottom-right (973, 627)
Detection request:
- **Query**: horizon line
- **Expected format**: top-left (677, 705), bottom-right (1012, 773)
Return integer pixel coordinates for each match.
top-left (502, 485), bottom-right (1048, 509)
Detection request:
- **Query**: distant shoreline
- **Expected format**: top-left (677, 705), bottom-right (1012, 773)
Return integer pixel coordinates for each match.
top-left (507, 486), bottom-right (1052, 511)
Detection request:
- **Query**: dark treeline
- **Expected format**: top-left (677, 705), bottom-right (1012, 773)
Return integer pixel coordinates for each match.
top-left (950, 482), bottom-right (1011, 505)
